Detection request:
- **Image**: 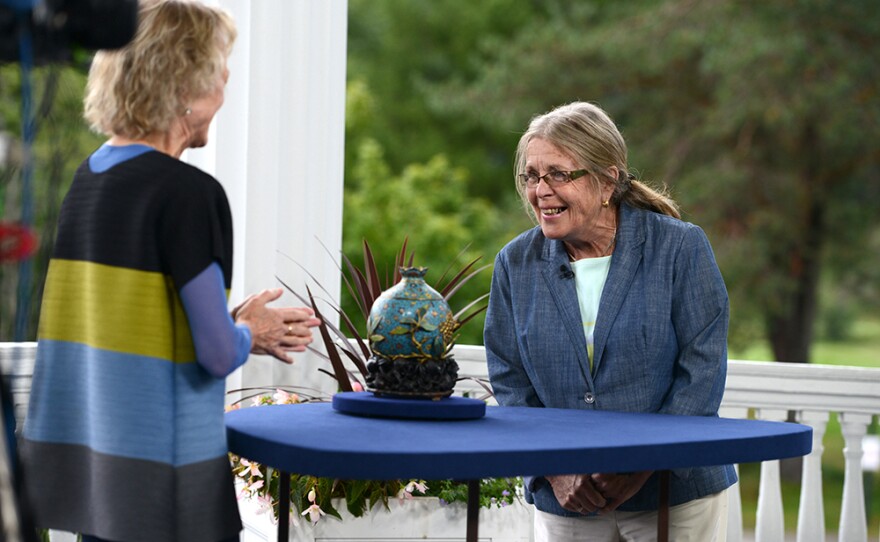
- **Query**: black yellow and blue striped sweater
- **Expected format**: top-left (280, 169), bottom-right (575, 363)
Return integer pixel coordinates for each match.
top-left (21, 146), bottom-right (246, 542)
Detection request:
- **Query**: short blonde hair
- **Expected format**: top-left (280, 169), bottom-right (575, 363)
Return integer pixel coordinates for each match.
top-left (514, 102), bottom-right (680, 219)
top-left (84, 0), bottom-right (236, 139)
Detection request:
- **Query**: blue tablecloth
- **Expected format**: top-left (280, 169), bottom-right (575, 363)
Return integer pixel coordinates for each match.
top-left (225, 402), bottom-right (811, 480)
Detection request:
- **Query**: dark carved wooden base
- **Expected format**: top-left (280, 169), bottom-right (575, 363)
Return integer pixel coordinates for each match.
top-left (365, 355), bottom-right (459, 399)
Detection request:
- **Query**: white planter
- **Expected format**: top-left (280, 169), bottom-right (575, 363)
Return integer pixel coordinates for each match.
top-left (239, 495), bottom-right (534, 542)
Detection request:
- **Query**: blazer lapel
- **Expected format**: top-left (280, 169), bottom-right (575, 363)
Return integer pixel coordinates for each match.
top-left (540, 239), bottom-right (594, 386)
top-left (592, 204), bottom-right (646, 374)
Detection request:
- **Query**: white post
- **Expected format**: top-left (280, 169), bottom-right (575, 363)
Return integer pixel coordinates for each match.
top-left (839, 412), bottom-right (871, 542)
top-left (796, 410), bottom-right (827, 542)
top-left (188, 0), bottom-right (348, 401)
top-left (755, 408), bottom-right (787, 542)
top-left (720, 405), bottom-right (750, 542)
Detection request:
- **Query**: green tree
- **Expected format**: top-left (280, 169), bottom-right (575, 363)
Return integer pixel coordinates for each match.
top-left (341, 134), bottom-right (504, 345)
top-left (346, 0), bottom-right (541, 202)
top-left (416, 0), bottom-right (880, 362)
top-left (344, 0), bottom-right (549, 344)
top-left (342, 69), bottom-right (524, 345)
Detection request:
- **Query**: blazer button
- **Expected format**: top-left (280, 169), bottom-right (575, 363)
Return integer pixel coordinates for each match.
top-left (583, 393), bottom-right (595, 404)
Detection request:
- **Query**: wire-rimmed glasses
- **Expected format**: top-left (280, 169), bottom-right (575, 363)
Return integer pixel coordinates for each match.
top-left (517, 169), bottom-right (588, 188)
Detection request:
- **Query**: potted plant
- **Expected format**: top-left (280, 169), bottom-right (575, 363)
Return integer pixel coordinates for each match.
top-left (229, 239), bottom-right (531, 540)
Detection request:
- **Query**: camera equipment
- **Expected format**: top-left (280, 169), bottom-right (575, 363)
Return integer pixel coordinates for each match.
top-left (0, 0), bottom-right (137, 64)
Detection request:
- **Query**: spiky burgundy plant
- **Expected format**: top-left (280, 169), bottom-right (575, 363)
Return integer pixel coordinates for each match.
top-left (281, 238), bottom-right (490, 394)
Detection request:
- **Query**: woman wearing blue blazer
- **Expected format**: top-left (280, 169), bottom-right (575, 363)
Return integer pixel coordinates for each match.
top-left (485, 102), bottom-right (736, 541)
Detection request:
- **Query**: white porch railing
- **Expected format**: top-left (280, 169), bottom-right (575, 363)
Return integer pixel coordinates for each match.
top-left (4, 342), bottom-right (880, 541)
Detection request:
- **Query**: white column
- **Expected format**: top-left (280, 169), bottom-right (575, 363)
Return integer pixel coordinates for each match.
top-left (188, 0), bottom-right (348, 401)
top-left (839, 412), bottom-right (871, 542)
top-left (755, 408), bottom-right (787, 542)
top-left (796, 410), bottom-right (827, 542)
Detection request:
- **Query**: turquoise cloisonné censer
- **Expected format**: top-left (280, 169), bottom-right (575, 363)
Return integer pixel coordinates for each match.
top-left (365, 267), bottom-right (460, 398)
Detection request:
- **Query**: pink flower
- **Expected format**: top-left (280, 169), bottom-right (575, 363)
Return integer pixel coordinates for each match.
top-left (273, 388), bottom-right (300, 404)
top-left (397, 480), bottom-right (428, 502)
top-left (352, 381), bottom-right (364, 392)
top-left (238, 459), bottom-right (263, 478)
top-left (301, 503), bottom-right (325, 524)
top-left (406, 480), bottom-right (428, 494)
top-left (236, 478), bottom-right (264, 500)
top-left (255, 494), bottom-right (274, 515)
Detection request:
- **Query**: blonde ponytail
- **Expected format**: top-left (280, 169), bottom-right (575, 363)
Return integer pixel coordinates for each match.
top-left (614, 174), bottom-right (680, 219)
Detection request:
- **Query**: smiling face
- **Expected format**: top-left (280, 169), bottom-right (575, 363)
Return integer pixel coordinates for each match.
top-left (525, 137), bottom-right (617, 251)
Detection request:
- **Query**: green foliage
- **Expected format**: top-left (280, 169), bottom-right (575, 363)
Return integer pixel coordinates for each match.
top-left (347, 0), bottom-right (880, 360)
top-left (346, 0), bottom-right (540, 198)
top-left (428, 478), bottom-right (520, 509)
top-left (343, 1), bottom-right (539, 346)
top-left (342, 137), bottom-right (505, 345)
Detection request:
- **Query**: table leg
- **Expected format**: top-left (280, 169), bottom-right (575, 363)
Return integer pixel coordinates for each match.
top-left (658, 470), bottom-right (670, 542)
top-left (279, 471), bottom-right (290, 541)
top-left (466, 479), bottom-right (480, 542)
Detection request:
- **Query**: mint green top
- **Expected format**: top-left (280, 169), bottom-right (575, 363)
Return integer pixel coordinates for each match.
top-left (571, 255), bottom-right (613, 371)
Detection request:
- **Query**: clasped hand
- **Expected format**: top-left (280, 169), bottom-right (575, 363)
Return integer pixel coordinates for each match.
top-left (231, 288), bottom-right (322, 363)
top-left (545, 471), bottom-right (653, 515)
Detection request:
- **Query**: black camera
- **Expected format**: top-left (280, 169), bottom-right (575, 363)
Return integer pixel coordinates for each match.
top-left (0, 0), bottom-right (138, 64)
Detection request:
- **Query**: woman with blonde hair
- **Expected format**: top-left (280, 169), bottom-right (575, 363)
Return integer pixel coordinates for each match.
top-left (20, 2), bottom-right (320, 541)
top-left (485, 102), bottom-right (735, 541)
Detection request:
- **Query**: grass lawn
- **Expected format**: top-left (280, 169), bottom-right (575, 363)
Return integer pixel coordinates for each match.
top-left (730, 317), bottom-right (880, 537)
top-left (730, 317), bottom-right (880, 366)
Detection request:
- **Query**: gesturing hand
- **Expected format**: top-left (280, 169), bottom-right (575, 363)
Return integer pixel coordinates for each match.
top-left (233, 288), bottom-right (321, 363)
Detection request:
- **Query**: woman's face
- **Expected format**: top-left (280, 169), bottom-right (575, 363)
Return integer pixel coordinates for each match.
top-left (183, 61), bottom-right (229, 149)
top-left (524, 137), bottom-right (614, 244)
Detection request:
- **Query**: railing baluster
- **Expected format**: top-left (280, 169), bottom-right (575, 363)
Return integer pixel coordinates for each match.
top-left (720, 405), bottom-right (750, 542)
top-left (755, 408), bottom-right (787, 542)
top-left (728, 465), bottom-right (744, 542)
top-left (839, 412), bottom-right (871, 542)
top-left (796, 410), bottom-right (828, 542)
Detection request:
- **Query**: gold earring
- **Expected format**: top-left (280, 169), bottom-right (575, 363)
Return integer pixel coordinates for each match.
top-left (184, 107), bottom-right (192, 115)
top-left (602, 199), bottom-right (610, 208)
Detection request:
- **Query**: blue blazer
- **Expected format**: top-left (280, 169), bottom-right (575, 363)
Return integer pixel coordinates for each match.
top-left (484, 203), bottom-right (737, 514)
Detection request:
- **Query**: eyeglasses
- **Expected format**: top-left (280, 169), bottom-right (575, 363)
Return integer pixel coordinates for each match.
top-left (517, 169), bottom-right (588, 188)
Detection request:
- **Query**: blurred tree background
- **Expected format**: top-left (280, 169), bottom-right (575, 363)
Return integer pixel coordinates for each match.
top-left (2, 0), bottom-right (879, 363)
top-left (0, 63), bottom-right (103, 340)
top-left (343, 0), bottom-right (880, 359)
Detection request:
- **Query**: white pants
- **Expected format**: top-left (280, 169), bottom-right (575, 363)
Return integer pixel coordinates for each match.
top-left (534, 489), bottom-right (728, 542)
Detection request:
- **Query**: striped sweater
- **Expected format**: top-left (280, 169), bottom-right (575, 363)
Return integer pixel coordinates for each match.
top-left (21, 150), bottom-right (242, 542)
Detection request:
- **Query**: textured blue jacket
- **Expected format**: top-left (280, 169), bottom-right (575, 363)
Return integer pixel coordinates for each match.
top-left (484, 203), bottom-right (737, 514)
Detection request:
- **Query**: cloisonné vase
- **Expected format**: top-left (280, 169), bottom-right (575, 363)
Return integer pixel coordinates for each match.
top-left (365, 267), bottom-right (459, 399)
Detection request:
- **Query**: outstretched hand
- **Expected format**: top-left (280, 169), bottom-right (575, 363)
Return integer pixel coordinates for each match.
top-left (232, 288), bottom-right (322, 363)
